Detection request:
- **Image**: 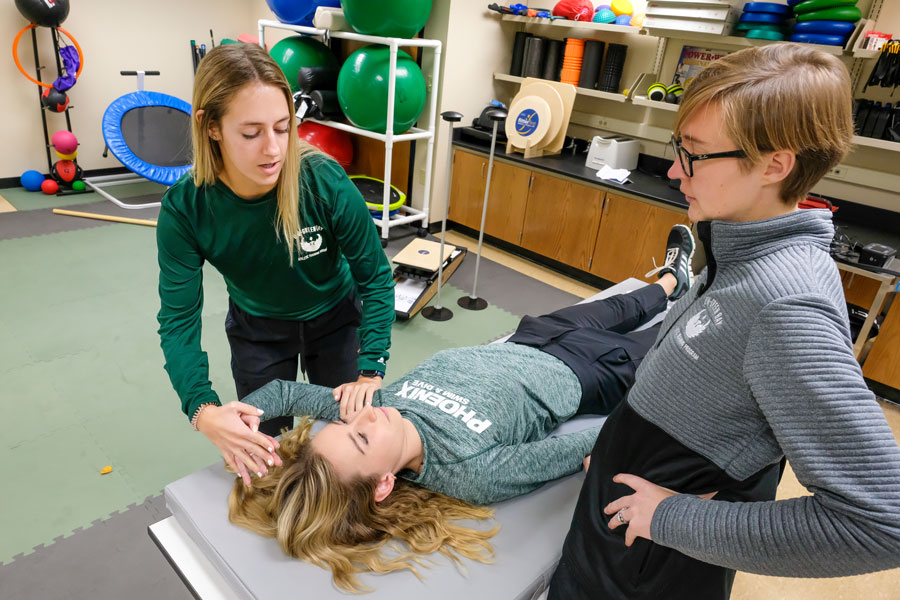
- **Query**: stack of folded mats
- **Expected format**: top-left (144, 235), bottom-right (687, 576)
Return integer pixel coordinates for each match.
top-left (789, 0), bottom-right (860, 46)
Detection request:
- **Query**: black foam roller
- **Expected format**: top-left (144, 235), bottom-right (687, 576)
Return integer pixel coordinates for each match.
top-left (542, 39), bottom-right (563, 81)
top-left (510, 31), bottom-right (531, 77)
top-left (522, 36), bottom-right (545, 79)
top-left (598, 43), bottom-right (627, 93)
top-left (579, 40), bottom-right (605, 89)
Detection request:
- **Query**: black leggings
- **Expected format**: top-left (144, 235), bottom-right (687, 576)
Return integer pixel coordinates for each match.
top-left (224, 291), bottom-right (362, 436)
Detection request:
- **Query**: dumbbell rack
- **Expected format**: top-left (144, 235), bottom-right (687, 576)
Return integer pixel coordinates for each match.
top-left (258, 20), bottom-right (443, 244)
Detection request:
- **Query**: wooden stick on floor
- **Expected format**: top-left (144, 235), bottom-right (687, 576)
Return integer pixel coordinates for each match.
top-left (52, 208), bottom-right (157, 227)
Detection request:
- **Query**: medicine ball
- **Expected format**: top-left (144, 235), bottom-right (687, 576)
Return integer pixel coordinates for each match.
top-left (41, 87), bottom-right (69, 112)
top-left (14, 0), bottom-right (70, 27)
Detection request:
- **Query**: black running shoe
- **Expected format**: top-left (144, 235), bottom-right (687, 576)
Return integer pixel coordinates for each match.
top-left (645, 224), bottom-right (694, 300)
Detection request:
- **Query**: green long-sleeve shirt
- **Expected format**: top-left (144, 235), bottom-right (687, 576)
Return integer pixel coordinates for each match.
top-left (157, 154), bottom-right (395, 422)
top-left (245, 343), bottom-right (601, 505)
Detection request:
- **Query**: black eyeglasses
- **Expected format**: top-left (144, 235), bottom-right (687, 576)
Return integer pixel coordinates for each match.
top-left (670, 136), bottom-right (746, 178)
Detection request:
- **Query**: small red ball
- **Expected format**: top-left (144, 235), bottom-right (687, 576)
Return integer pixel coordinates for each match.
top-left (41, 179), bottom-right (59, 195)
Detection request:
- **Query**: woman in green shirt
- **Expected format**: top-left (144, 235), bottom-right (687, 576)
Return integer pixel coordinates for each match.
top-left (156, 43), bottom-right (395, 484)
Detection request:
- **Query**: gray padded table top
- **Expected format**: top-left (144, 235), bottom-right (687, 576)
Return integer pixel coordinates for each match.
top-left (162, 279), bottom-right (653, 598)
top-left (165, 453), bottom-right (593, 599)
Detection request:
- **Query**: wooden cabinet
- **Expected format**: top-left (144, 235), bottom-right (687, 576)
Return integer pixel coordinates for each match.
top-left (483, 161), bottom-right (531, 245)
top-left (448, 150), bottom-right (486, 230)
top-left (449, 149), bottom-right (689, 280)
top-left (448, 151), bottom-right (531, 245)
top-left (840, 270), bottom-right (881, 308)
top-left (863, 300), bottom-right (900, 391)
top-left (521, 171), bottom-right (604, 270)
top-left (589, 193), bottom-right (691, 283)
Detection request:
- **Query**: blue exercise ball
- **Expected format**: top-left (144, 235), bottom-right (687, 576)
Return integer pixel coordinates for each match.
top-left (264, 0), bottom-right (341, 26)
top-left (20, 169), bottom-right (45, 191)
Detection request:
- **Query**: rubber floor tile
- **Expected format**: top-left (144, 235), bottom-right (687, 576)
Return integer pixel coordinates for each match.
top-left (0, 423), bottom-right (140, 565)
top-left (3, 182), bottom-right (166, 211)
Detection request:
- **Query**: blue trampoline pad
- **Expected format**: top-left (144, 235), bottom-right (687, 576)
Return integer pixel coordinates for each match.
top-left (103, 91), bottom-right (193, 185)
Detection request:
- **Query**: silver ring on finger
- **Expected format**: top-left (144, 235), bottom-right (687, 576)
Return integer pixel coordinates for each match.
top-left (616, 509), bottom-right (627, 524)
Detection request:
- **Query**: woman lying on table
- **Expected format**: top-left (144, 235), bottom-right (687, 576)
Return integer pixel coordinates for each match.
top-left (200, 253), bottom-right (693, 591)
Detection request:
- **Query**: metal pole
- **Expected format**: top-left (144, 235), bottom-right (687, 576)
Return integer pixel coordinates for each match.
top-left (422, 111), bottom-right (462, 322)
top-left (458, 107), bottom-right (506, 311)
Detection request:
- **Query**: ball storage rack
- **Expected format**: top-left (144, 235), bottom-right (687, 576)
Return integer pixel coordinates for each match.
top-left (15, 25), bottom-right (89, 196)
top-left (258, 19), bottom-right (443, 244)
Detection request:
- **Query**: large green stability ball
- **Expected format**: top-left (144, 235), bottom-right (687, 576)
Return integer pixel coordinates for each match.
top-left (269, 36), bottom-right (339, 94)
top-left (342, 0), bottom-right (432, 39)
top-left (337, 46), bottom-right (426, 135)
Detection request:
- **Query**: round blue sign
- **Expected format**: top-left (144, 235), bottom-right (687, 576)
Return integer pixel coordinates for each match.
top-left (515, 109), bottom-right (539, 137)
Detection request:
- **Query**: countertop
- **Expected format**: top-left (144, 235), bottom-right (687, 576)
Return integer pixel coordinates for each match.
top-left (453, 135), bottom-right (689, 210)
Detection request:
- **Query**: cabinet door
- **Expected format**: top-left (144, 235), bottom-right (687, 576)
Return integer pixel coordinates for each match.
top-left (862, 300), bottom-right (900, 389)
top-left (590, 193), bottom-right (691, 283)
top-left (840, 270), bottom-right (881, 309)
top-left (520, 171), bottom-right (604, 271)
top-left (448, 150), bottom-right (486, 230)
top-left (483, 161), bottom-right (531, 245)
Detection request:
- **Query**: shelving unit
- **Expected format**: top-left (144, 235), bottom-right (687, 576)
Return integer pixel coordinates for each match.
top-left (493, 72), bottom-right (627, 102)
top-left (501, 14), bottom-right (640, 34)
top-left (641, 27), bottom-right (847, 55)
top-left (630, 95), bottom-right (678, 111)
top-left (493, 12), bottom-right (900, 157)
top-left (852, 135), bottom-right (900, 151)
top-left (258, 20), bottom-right (443, 243)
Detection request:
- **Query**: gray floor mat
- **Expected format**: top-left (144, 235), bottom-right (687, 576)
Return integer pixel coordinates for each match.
top-left (0, 493), bottom-right (193, 600)
top-left (0, 198), bottom-right (161, 242)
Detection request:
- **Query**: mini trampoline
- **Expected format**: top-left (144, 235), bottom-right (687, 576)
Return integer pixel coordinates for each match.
top-left (85, 74), bottom-right (192, 209)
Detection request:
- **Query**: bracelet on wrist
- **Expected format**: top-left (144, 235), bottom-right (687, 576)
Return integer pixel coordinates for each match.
top-left (358, 369), bottom-right (385, 379)
top-left (190, 402), bottom-right (219, 431)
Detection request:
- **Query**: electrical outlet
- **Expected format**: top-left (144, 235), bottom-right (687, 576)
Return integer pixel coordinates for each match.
top-left (827, 166), bottom-right (846, 179)
top-left (595, 118), bottom-right (609, 128)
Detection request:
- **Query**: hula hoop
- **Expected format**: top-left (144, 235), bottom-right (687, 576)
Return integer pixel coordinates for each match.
top-left (13, 24), bottom-right (84, 89)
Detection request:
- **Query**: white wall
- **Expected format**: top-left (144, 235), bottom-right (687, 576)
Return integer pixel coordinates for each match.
top-left (1, 0), bottom-right (280, 179)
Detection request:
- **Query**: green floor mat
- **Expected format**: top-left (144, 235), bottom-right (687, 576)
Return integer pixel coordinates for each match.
top-left (0, 222), bottom-right (524, 565)
top-left (0, 424), bottom-right (141, 563)
top-left (2, 181), bottom-right (166, 212)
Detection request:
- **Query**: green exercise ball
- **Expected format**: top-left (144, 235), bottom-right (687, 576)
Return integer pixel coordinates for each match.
top-left (342, 0), bottom-right (432, 39)
top-left (337, 45), bottom-right (426, 135)
top-left (269, 35), bottom-right (339, 94)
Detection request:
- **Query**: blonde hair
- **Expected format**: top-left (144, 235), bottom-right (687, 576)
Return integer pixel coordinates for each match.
top-left (228, 418), bottom-right (498, 593)
top-left (191, 43), bottom-right (319, 262)
top-left (673, 44), bottom-right (853, 203)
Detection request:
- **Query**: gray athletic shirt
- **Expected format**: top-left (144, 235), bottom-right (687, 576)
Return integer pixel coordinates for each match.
top-left (245, 343), bottom-right (599, 504)
top-left (629, 210), bottom-right (900, 577)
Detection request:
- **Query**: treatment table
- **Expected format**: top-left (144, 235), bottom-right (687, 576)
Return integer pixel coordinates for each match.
top-left (150, 278), bottom-right (660, 599)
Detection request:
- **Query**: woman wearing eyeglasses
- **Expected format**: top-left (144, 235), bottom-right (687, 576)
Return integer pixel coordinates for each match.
top-left (548, 44), bottom-right (900, 600)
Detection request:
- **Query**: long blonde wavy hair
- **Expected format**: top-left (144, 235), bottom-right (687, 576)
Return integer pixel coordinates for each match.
top-left (228, 417), bottom-right (498, 593)
top-left (191, 43), bottom-right (319, 262)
